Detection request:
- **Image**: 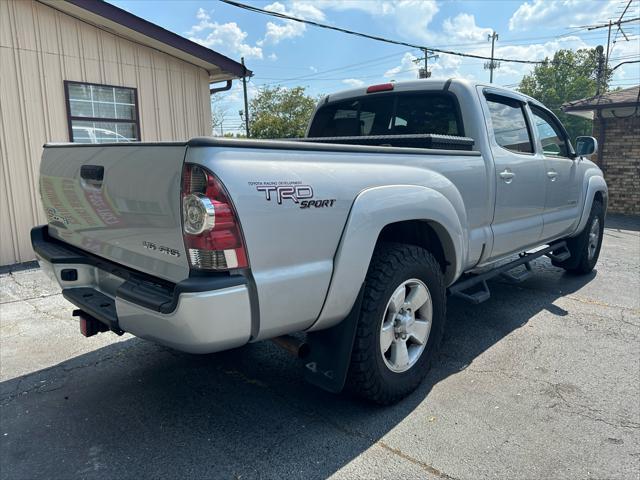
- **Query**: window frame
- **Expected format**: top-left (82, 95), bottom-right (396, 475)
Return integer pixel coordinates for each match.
top-left (64, 80), bottom-right (141, 143)
top-left (528, 103), bottom-right (575, 160)
top-left (307, 90), bottom-right (466, 138)
top-left (484, 92), bottom-right (535, 156)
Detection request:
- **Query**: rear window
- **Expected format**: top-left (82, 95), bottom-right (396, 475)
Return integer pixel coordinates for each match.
top-left (308, 92), bottom-right (463, 137)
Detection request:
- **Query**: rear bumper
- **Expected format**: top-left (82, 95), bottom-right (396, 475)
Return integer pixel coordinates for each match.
top-left (31, 226), bottom-right (252, 354)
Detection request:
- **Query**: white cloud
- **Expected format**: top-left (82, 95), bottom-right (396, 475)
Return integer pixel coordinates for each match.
top-left (312, 0), bottom-right (394, 15)
top-left (319, 0), bottom-right (439, 43)
top-left (456, 35), bottom-right (600, 84)
top-left (268, 52), bottom-right (278, 61)
top-left (260, 1), bottom-right (325, 45)
top-left (342, 78), bottom-right (364, 88)
top-left (508, 0), bottom-right (619, 31)
top-left (508, 0), bottom-right (561, 30)
top-left (442, 13), bottom-right (493, 42)
top-left (264, 1), bottom-right (439, 44)
top-left (382, 50), bottom-right (464, 82)
top-left (187, 8), bottom-right (263, 59)
top-left (386, 0), bottom-right (440, 42)
top-left (188, 7), bottom-right (214, 34)
top-left (429, 54), bottom-right (464, 78)
top-left (384, 52), bottom-right (420, 81)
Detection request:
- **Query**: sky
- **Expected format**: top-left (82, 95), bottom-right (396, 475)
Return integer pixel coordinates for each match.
top-left (109, 0), bottom-right (640, 134)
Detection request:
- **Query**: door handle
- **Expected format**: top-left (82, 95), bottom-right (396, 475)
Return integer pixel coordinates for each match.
top-left (499, 169), bottom-right (515, 184)
top-left (547, 170), bottom-right (558, 181)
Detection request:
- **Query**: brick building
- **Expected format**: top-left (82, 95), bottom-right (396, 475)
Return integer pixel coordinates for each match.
top-left (563, 86), bottom-right (640, 215)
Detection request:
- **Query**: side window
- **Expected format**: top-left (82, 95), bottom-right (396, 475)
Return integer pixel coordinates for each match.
top-left (531, 106), bottom-right (570, 158)
top-left (485, 94), bottom-right (533, 154)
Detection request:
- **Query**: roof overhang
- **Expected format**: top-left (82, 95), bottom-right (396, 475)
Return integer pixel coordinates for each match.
top-left (38, 0), bottom-right (251, 83)
top-left (563, 102), bottom-right (640, 120)
top-left (562, 86), bottom-right (640, 120)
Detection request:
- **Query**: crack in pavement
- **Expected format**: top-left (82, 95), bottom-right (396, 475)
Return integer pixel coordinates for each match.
top-left (376, 441), bottom-right (457, 479)
top-left (0, 350), bottom-right (130, 405)
top-left (466, 368), bottom-right (640, 431)
top-left (0, 292), bottom-right (62, 305)
top-left (565, 294), bottom-right (640, 314)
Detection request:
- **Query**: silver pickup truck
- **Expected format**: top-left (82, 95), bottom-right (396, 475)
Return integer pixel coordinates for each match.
top-left (32, 79), bottom-right (607, 404)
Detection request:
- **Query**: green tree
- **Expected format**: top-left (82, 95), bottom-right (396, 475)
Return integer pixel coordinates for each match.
top-left (518, 48), bottom-right (610, 142)
top-left (249, 86), bottom-right (317, 139)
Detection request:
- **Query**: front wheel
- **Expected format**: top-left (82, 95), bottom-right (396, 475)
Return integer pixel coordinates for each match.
top-left (346, 243), bottom-right (446, 405)
top-left (553, 200), bottom-right (604, 274)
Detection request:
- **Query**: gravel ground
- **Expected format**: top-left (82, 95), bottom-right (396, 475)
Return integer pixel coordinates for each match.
top-left (1, 215), bottom-right (638, 480)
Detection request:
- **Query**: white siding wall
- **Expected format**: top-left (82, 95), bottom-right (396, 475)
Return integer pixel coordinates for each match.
top-left (0, 0), bottom-right (213, 265)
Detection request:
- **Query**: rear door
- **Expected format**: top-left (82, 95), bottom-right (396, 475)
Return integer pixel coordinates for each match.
top-left (39, 144), bottom-right (190, 283)
top-left (482, 92), bottom-right (546, 259)
top-left (529, 105), bottom-right (581, 240)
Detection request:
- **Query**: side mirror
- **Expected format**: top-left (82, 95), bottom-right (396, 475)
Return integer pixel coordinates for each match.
top-left (575, 136), bottom-right (598, 157)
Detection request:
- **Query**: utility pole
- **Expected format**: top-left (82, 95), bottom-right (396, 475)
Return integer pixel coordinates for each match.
top-left (604, 20), bottom-right (612, 86)
top-left (413, 48), bottom-right (439, 79)
top-left (484, 31), bottom-right (500, 83)
top-left (595, 45), bottom-right (605, 95)
top-left (241, 57), bottom-right (250, 138)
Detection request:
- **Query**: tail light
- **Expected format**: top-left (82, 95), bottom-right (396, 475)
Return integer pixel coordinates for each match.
top-left (366, 83), bottom-right (394, 93)
top-left (181, 164), bottom-right (248, 270)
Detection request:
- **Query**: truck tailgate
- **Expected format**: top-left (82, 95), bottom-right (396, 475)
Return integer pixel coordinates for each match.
top-left (39, 144), bottom-right (189, 283)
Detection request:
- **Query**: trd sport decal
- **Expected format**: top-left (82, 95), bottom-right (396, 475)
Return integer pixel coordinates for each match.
top-left (249, 181), bottom-right (336, 209)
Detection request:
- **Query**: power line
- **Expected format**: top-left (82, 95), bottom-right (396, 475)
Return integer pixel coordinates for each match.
top-left (253, 66), bottom-right (420, 84)
top-left (220, 0), bottom-right (545, 65)
top-left (251, 49), bottom-right (421, 87)
top-left (222, 4), bottom-right (636, 87)
top-left (610, 54), bottom-right (640, 60)
top-left (612, 59), bottom-right (640, 71)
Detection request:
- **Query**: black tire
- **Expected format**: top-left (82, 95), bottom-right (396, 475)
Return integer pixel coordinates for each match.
top-left (346, 242), bottom-right (446, 405)
top-left (552, 200), bottom-right (604, 274)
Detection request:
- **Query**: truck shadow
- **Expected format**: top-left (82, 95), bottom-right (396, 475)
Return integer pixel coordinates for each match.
top-left (605, 213), bottom-right (640, 232)
top-left (0, 259), bottom-right (596, 480)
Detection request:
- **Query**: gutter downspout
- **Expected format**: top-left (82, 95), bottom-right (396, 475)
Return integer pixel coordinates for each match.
top-left (597, 109), bottom-right (606, 172)
top-left (209, 80), bottom-right (232, 94)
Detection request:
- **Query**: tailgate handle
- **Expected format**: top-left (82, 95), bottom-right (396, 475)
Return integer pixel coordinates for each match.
top-left (80, 165), bottom-right (104, 188)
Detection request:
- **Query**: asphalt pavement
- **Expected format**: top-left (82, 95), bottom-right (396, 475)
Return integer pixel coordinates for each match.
top-left (1, 215), bottom-right (638, 479)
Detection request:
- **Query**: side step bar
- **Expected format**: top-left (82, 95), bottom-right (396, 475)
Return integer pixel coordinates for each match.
top-left (448, 241), bottom-right (568, 304)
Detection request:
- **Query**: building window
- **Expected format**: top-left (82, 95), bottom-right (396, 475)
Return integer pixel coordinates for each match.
top-left (64, 81), bottom-right (140, 143)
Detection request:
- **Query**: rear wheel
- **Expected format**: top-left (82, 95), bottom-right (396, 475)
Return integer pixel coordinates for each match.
top-left (346, 243), bottom-right (446, 405)
top-left (553, 200), bottom-right (604, 274)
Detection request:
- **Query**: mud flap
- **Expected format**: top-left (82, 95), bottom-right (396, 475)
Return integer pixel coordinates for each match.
top-left (303, 285), bottom-right (365, 393)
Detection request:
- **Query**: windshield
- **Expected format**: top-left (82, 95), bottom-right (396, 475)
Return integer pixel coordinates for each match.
top-left (308, 92), bottom-right (463, 138)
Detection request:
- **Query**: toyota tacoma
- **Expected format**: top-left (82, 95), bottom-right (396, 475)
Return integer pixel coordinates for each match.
top-left (32, 79), bottom-right (607, 404)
